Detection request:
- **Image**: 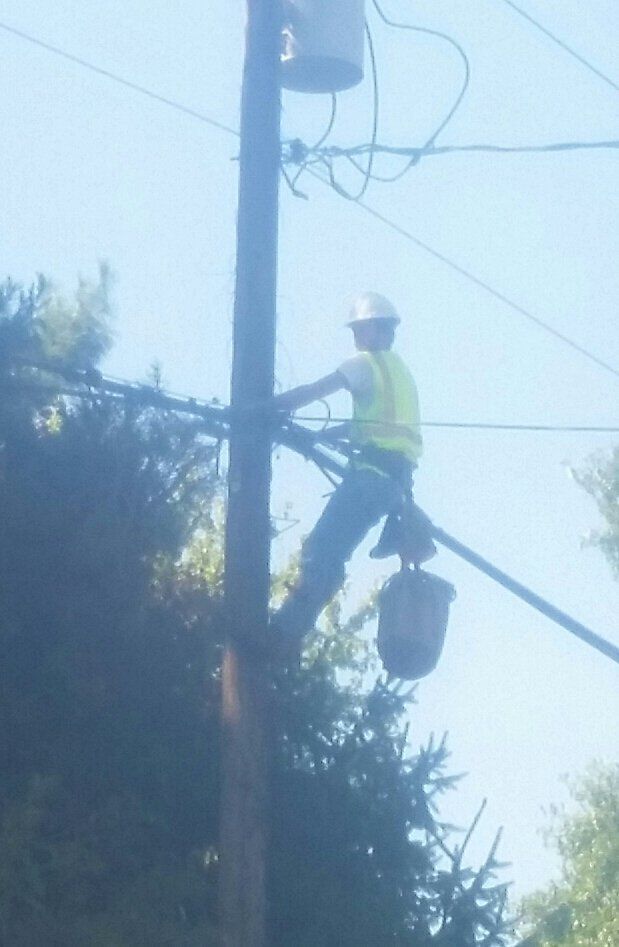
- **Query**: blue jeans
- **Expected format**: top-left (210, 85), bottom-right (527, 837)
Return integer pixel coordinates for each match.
top-left (275, 467), bottom-right (405, 638)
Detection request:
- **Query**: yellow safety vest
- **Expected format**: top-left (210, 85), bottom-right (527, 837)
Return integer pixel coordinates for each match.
top-left (350, 351), bottom-right (422, 463)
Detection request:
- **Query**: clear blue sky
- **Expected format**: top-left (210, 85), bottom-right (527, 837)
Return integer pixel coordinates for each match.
top-left (1, 0), bottom-right (618, 899)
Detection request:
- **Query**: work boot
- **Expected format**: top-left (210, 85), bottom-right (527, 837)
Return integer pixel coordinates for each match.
top-left (369, 511), bottom-right (403, 559)
top-left (370, 504), bottom-right (437, 565)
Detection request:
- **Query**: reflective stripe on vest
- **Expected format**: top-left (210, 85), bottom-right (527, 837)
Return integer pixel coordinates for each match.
top-left (351, 351), bottom-right (422, 462)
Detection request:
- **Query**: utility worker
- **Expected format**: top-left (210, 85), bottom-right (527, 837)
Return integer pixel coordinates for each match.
top-left (272, 291), bottom-right (434, 650)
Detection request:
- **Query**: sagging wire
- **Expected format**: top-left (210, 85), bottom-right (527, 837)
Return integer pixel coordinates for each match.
top-left (285, 22), bottom-right (381, 202)
top-left (325, 21), bottom-right (380, 201)
top-left (361, 0), bottom-right (471, 184)
top-left (283, 1), bottom-right (618, 187)
top-left (282, 94), bottom-right (338, 199)
top-left (283, 1), bottom-right (470, 193)
top-left (377, 6), bottom-right (470, 144)
top-left (292, 93), bottom-right (337, 195)
top-left (292, 398), bottom-right (332, 433)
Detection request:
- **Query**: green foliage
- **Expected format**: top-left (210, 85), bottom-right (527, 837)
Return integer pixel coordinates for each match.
top-left (0, 273), bottom-right (511, 944)
top-left (270, 668), bottom-right (509, 946)
top-left (573, 448), bottom-right (619, 578)
top-left (0, 275), bottom-right (221, 944)
top-left (0, 265), bottom-right (113, 368)
top-left (520, 764), bottom-right (619, 947)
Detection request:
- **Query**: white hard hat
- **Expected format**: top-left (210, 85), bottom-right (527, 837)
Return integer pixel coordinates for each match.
top-left (346, 291), bottom-right (401, 327)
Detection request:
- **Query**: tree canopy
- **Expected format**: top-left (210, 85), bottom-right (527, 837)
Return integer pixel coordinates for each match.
top-left (519, 764), bottom-right (619, 947)
top-left (0, 272), bottom-right (511, 944)
top-left (573, 448), bottom-right (619, 579)
top-left (517, 449), bottom-right (619, 947)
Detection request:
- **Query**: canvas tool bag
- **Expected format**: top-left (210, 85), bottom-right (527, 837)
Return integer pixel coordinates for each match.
top-left (378, 567), bottom-right (456, 679)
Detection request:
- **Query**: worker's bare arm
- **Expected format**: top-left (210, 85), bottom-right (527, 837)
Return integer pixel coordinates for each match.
top-left (273, 372), bottom-right (346, 413)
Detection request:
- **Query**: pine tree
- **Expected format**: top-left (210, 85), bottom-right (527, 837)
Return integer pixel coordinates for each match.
top-left (0, 273), bottom-right (511, 945)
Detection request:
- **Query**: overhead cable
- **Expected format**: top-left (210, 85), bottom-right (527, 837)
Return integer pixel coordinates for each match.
top-left (277, 420), bottom-right (619, 668)
top-left (0, 20), bottom-right (239, 137)
top-left (286, 2), bottom-right (619, 186)
top-left (432, 525), bottom-right (619, 666)
top-left (328, 22), bottom-right (381, 201)
top-left (9, 361), bottom-right (617, 436)
top-left (405, 139), bottom-right (619, 158)
top-left (370, 0), bottom-right (471, 147)
top-left (500, 0), bottom-right (619, 93)
top-left (282, 94), bottom-right (338, 198)
top-left (296, 417), bottom-right (619, 434)
top-left (421, 421), bottom-right (619, 433)
top-left (4, 359), bottom-right (618, 666)
top-left (305, 138), bottom-right (619, 164)
top-left (4, 18), bottom-right (618, 383)
top-left (5, 18), bottom-right (613, 179)
top-left (307, 167), bottom-right (619, 382)
top-left (300, 22), bottom-right (381, 202)
top-left (330, 0), bottom-right (471, 188)
top-left (286, 1), bottom-right (471, 193)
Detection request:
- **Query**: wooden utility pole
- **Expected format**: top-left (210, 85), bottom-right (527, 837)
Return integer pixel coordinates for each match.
top-left (220, 1), bottom-right (282, 945)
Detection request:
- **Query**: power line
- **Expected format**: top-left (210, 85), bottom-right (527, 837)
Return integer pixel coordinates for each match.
top-left (5, 17), bottom-right (614, 180)
top-left (417, 139), bottom-right (619, 158)
top-left (338, 0), bottom-right (471, 187)
top-left (307, 167), bottom-right (619, 382)
top-left (432, 523), bottom-right (619, 667)
top-left (5, 360), bottom-right (618, 665)
top-left (287, 1), bottom-right (472, 192)
top-left (284, 135), bottom-right (619, 185)
top-left (4, 17), bottom-right (618, 384)
top-left (371, 0), bottom-right (471, 148)
top-left (332, 22), bottom-right (381, 201)
top-left (423, 421), bottom-right (619, 433)
top-left (7, 360), bottom-right (617, 436)
top-left (305, 138), bottom-right (619, 164)
top-left (283, 94), bottom-right (338, 198)
top-left (279, 421), bottom-right (619, 669)
top-left (297, 417), bottom-right (619, 434)
top-left (290, 20), bottom-right (382, 202)
top-left (282, 1), bottom-right (619, 177)
top-left (0, 20), bottom-right (239, 137)
top-left (500, 0), bottom-right (619, 93)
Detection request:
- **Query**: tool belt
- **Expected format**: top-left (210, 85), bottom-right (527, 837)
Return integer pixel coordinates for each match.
top-left (353, 446), bottom-right (436, 565)
top-left (352, 444), bottom-right (415, 489)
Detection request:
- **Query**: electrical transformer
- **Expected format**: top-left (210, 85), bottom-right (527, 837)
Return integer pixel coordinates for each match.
top-left (281, 0), bottom-right (365, 93)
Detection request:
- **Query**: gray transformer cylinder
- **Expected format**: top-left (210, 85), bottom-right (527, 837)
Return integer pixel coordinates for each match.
top-left (281, 0), bottom-right (366, 93)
